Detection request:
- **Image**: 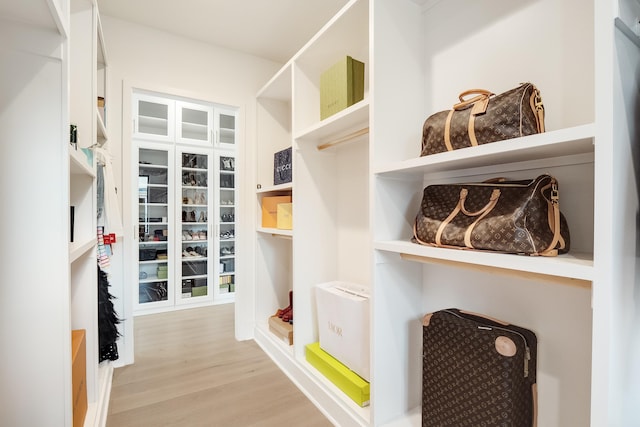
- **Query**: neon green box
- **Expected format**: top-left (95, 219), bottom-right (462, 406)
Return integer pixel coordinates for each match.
top-left (320, 56), bottom-right (365, 120)
top-left (305, 342), bottom-right (370, 407)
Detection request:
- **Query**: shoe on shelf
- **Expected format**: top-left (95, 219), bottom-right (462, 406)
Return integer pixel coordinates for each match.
top-left (275, 290), bottom-right (293, 318)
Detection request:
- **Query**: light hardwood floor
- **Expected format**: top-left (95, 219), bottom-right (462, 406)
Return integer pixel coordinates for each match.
top-left (107, 304), bottom-right (332, 427)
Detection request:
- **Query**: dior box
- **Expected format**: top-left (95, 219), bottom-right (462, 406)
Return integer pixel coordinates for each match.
top-left (261, 195), bottom-right (292, 228)
top-left (315, 281), bottom-right (370, 381)
top-left (273, 147), bottom-right (292, 185)
top-left (320, 56), bottom-right (365, 120)
top-left (305, 342), bottom-right (370, 407)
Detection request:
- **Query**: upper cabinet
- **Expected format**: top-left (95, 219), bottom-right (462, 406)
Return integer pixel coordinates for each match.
top-left (133, 93), bottom-right (229, 147)
top-left (215, 108), bottom-right (238, 149)
top-left (133, 93), bottom-right (175, 142)
top-left (177, 101), bottom-right (213, 145)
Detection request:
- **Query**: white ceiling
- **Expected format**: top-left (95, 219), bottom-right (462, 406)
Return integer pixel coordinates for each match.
top-left (96, 0), bottom-right (352, 63)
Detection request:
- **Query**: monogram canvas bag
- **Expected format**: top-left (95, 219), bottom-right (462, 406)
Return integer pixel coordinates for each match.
top-left (413, 175), bottom-right (570, 256)
top-left (421, 83), bottom-right (545, 156)
top-left (423, 309), bottom-right (538, 426)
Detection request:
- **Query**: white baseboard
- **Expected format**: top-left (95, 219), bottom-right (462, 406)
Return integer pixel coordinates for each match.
top-left (254, 325), bottom-right (369, 427)
top-left (84, 362), bottom-right (114, 427)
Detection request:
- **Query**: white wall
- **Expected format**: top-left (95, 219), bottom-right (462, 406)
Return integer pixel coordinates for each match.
top-left (100, 15), bottom-right (282, 365)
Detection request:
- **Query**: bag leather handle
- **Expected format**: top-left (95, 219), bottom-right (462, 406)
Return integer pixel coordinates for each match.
top-left (435, 188), bottom-right (501, 249)
top-left (458, 88), bottom-right (494, 102)
top-left (453, 89), bottom-right (495, 111)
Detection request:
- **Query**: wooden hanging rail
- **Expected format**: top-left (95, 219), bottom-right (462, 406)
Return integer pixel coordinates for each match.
top-left (399, 252), bottom-right (592, 290)
top-left (317, 127), bottom-right (369, 151)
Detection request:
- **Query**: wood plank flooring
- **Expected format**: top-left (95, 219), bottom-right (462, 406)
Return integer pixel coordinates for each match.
top-left (107, 304), bottom-right (332, 427)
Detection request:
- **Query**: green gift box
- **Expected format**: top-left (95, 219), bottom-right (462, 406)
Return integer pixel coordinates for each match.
top-left (157, 265), bottom-right (168, 279)
top-left (320, 56), bottom-right (365, 120)
top-left (305, 342), bottom-right (370, 407)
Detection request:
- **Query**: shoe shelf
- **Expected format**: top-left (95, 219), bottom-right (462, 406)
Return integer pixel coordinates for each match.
top-left (179, 150), bottom-right (212, 302)
top-left (139, 275), bottom-right (167, 284)
top-left (137, 146), bottom-right (174, 312)
top-left (218, 150), bottom-right (235, 305)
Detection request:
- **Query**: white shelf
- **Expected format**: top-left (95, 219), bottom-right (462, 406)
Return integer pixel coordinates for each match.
top-left (69, 238), bottom-right (96, 263)
top-left (96, 110), bottom-right (107, 145)
top-left (295, 99), bottom-right (369, 142)
top-left (257, 63), bottom-right (293, 101)
top-left (70, 148), bottom-right (95, 177)
top-left (257, 227), bottom-right (293, 238)
top-left (139, 275), bottom-right (168, 284)
top-left (257, 183), bottom-right (293, 194)
top-left (139, 259), bottom-right (169, 265)
top-left (139, 240), bottom-right (169, 245)
top-left (0, 0), bottom-right (68, 37)
top-left (375, 240), bottom-right (593, 287)
top-left (374, 124), bottom-right (595, 178)
top-left (139, 163), bottom-right (168, 170)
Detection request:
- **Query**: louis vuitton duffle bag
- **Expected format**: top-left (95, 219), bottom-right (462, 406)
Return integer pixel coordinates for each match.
top-left (413, 174), bottom-right (570, 256)
top-left (421, 83), bottom-right (545, 156)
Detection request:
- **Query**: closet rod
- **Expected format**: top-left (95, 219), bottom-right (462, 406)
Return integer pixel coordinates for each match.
top-left (399, 253), bottom-right (592, 289)
top-left (271, 234), bottom-right (292, 240)
top-left (317, 127), bottom-right (369, 151)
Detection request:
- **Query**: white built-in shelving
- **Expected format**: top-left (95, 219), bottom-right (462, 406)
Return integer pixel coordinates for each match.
top-left (252, 0), bottom-right (640, 425)
top-left (132, 92), bottom-right (240, 315)
top-left (69, 0), bottom-right (114, 425)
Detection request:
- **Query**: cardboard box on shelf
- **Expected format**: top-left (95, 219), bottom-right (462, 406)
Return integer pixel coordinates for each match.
top-left (305, 342), bottom-right (370, 407)
top-left (268, 315), bottom-right (293, 345)
top-left (261, 195), bottom-right (291, 228)
top-left (276, 203), bottom-right (293, 230)
top-left (320, 56), bottom-right (365, 120)
top-left (71, 329), bottom-right (87, 427)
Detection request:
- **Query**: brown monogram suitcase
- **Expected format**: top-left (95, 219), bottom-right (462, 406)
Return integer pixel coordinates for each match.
top-left (422, 309), bottom-right (538, 427)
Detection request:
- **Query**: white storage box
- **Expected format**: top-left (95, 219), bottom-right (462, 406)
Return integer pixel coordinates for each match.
top-left (315, 281), bottom-right (370, 381)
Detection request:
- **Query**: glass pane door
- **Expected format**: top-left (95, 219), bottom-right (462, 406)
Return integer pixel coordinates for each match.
top-left (177, 101), bottom-right (212, 145)
top-left (134, 94), bottom-right (174, 141)
top-left (215, 108), bottom-right (237, 149)
top-left (138, 147), bottom-right (171, 306)
top-left (218, 153), bottom-right (236, 297)
top-left (179, 151), bottom-right (211, 300)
